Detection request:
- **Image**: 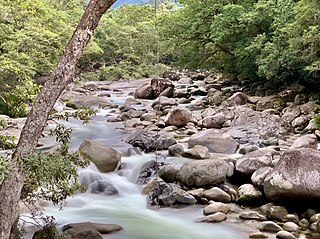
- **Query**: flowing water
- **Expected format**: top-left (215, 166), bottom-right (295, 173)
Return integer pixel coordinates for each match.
top-left (42, 154), bottom-right (245, 239)
top-left (22, 82), bottom-right (247, 239)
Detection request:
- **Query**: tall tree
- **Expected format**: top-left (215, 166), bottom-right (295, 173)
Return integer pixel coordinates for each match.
top-left (0, 0), bottom-right (116, 238)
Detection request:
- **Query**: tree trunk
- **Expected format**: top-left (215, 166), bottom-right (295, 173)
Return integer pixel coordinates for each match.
top-left (0, 0), bottom-right (115, 238)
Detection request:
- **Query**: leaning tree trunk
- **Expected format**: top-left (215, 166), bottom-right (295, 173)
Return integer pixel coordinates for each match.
top-left (0, 0), bottom-right (116, 238)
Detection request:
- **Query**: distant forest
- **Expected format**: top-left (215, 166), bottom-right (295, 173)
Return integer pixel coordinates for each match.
top-left (1, 0), bottom-right (320, 117)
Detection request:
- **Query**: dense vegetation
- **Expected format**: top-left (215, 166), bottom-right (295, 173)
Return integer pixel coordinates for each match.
top-left (0, 0), bottom-right (320, 117)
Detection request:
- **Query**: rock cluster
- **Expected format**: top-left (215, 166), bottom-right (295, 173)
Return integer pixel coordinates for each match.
top-left (22, 71), bottom-right (320, 239)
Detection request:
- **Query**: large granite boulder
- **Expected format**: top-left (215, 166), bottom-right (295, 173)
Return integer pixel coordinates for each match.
top-left (147, 182), bottom-right (197, 206)
top-left (134, 84), bottom-right (154, 99)
top-left (281, 105), bottom-right (301, 124)
top-left (225, 92), bottom-right (248, 106)
top-left (264, 148), bottom-right (320, 201)
top-left (235, 148), bottom-right (279, 175)
top-left (151, 78), bottom-right (174, 98)
top-left (125, 130), bottom-right (176, 152)
top-left (62, 222), bottom-right (122, 239)
top-left (87, 180), bottom-right (118, 195)
top-left (289, 134), bottom-right (318, 150)
top-left (206, 88), bottom-right (223, 105)
top-left (225, 106), bottom-right (286, 147)
top-left (65, 94), bottom-right (111, 109)
top-left (79, 140), bottom-right (121, 173)
top-left (181, 145), bottom-right (210, 159)
top-left (152, 96), bottom-right (177, 110)
top-left (165, 107), bottom-right (193, 127)
top-left (136, 160), bottom-right (164, 184)
top-left (188, 129), bottom-right (239, 154)
top-left (201, 113), bottom-right (228, 129)
top-left (177, 159), bottom-right (228, 188)
top-left (134, 78), bottom-right (174, 99)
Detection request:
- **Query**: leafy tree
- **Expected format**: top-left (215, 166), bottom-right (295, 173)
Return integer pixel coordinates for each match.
top-left (0, 0), bottom-right (115, 238)
top-left (0, 0), bottom-right (83, 116)
top-left (160, 0), bottom-right (319, 91)
top-left (80, 4), bottom-right (166, 81)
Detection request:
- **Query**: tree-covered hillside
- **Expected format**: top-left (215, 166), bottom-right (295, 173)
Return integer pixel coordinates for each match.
top-left (0, 0), bottom-right (319, 117)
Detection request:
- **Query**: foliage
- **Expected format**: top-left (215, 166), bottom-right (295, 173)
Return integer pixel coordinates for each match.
top-left (159, 0), bottom-right (320, 91)
top-left (0, 79), bottom-right (40, 117)
top-left (314, 114), bottom-right (320, 130)
top-left (0, 117), bottom-right (7, 130)
top-left (22, 149), bottom-right (88, 206)
top-left (79, 4), bottom-right (162, 80)
top-left (0, 0), bottom-right (84, 117)
top-left (21, 107), bottom-right (95, 205)
top-left (0, 134), bottom-right (16, 150)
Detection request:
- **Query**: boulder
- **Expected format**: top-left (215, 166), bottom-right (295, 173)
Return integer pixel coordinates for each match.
top-left (79, 140), bottom-right (121, 173)
top-left (150, 78), bottom-right (174, 98)
top-left (256, 97), bottom-right (277, 111)
top-left (122, 97), bottom-right (142, 111)
top-left (158, 165), bottom-right (179, 183)
top-left (237, 184), bottom-right (263, 204)
top-left (226, 106), bottom-right (285, 147)
top-left (282, 222), bottom-right (299, 232)
top-left (87, 180), bottom-right (118, 195)
top-left (249, 232), bottom-right (268, 238)
top-left (62, 222), bottom-right (122, 237)
top-left (264, 148), bottom-right (320, 201)
top-left (298, 219), bottom-right (309, 230)
top-left (78, 171), bottom-right (103, 189)
top-left (206, 88), bottom-right (223, 105)
top-left (187, 188), bottom-right (204, 199)
top-left (239, 211), bottom-right (266, 221)
top-left (125, 130), bottom-right (176, 152)
top-left (168, 144), bottom-right (184, 156)
top-left (282, 214), bottom-right (299, 224)
top-left (203, 202), bottom-right (231, 215)
top-left (152, 96), bottom-right (177, 110)
top-left (203, 187), bottom-right (231, 202)
top-left (178, 77), bottom-right (192, 84)
top-left (294, 94), bottom-right (306, 105)
top-left (182, 145), bottom-right (210, 159)
top-left (239, 145), bottom-right (259, 155)
top-left (140, 112), bottom-right (157, 121)
top-left (147, 182), bottom-right (196, 206)
top-left (134, 78), bottom-right (174, 99)
top-left (201, 212), bottom-right (227, 223)
top-left (289, 134), bottom-right (318, 150)
top-left (259, 221), bottom-right (283, 233)
top-left (142, 178), bottom-right (164, 195)
top-left (136, 160), bottom-right (163, 184)
top-left (165, 107), bottom-right (193, 127)
top-left (188, 129), bottom-right (239, 154)
top-left (177, 159), bottom-right (228, 188)
top-left (226, 92), bottom-right (248, 106)
top-left (281, 105), bottom-right (301, 123)
top-left (299, 102), bottom-right (320, 115)
top-left (235, 148), bottom-right (278, 175)
top-left (291, 115), bottom-right (309, 129)
top-left (276, 231), bottom-right (296, 239)
top-left (266, 205), bottom-right (288, 221)
top-left (251, 167), bottom-right (273, 188)
top-left (65, 95), bottom-right (111, 109)
top-left (202, 113), bottom-right (227, 129)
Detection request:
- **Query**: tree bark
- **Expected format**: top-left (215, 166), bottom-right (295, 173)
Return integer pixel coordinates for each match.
top-left (0, 0), bottom-right (115, 238)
